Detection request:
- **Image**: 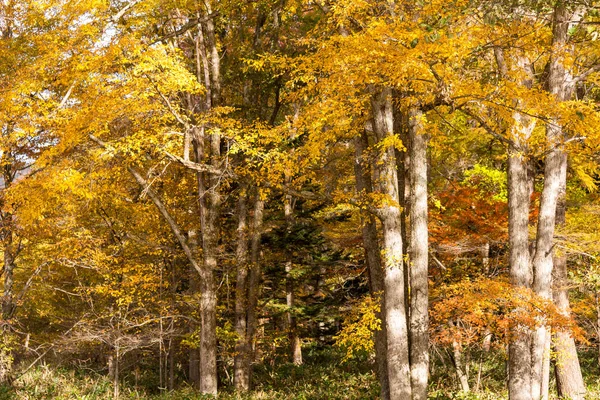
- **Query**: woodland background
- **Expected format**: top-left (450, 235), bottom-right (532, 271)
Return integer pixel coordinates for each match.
top-left (0, 0), bottom-right (600, 399)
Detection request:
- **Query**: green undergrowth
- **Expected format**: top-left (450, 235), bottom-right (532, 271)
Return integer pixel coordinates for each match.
top-left (1, 347), bottom-right (600, 399)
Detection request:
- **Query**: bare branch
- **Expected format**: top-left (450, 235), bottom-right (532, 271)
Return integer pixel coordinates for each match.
top-left (111, 0), bottom-right (142, 23)
top-left (89, 134), bottom-right (203, 277)
top-left (164, 151), bottom-right (224, 175)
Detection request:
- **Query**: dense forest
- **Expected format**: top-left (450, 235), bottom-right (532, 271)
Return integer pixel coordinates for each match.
top-left (0, 0), bottom-right (600, 399)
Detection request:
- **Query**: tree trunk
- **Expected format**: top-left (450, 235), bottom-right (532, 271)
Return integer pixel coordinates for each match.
top-left (395, 107), bottom-right (410, 323)
top-left (233, 190), bottom-right (264, 390)
top-left (168, 340), bottom-right (175, 391)
top-left (370, 88), bottom-right (412, 400)
top-left (0, 169), bottom-right (15, 384)
top-left (545, 4), bottom-right (586, 399)
top-left (452, 338), bottom-right (470, 393)
top-left (553, 253), bottom-right (585, 400)
top-left (198, 136), bottom-right (220, 395)
top-left (191, 127), bottom-right (220, 398)
top-left (507, 112), bottom-right (535, 400)
top-left (197, 6), bottom-right (222, 393)
top-left (234, 191), bottom-right (250, 391)
top-left (246, 195), bottom-right (264, 385)
top-left (597, 291), bottom-right (600, 373)
top-left (551, 147), bottom-right (585, 400)
top-left (284, 192), bottom-right (303, 365)
top-left (113, 347), bottom-right (120, 399)
top-left (354, 129), bottom-right (389, 400)
top-left (187, 230), bottom-right (200, 388)
top-left (408, 108), bottom-right (429, 400)
top-left (531, 124), bottom-right (565, 400)
top-left (499, 46), bottom-right (536, 400)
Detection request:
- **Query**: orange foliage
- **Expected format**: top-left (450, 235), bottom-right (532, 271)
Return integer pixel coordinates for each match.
top-left (430, 278), bottom-right (585, 347)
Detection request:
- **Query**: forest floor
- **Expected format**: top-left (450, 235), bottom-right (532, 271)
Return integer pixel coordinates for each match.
top-left (1, 347), bottom-right (600, 399)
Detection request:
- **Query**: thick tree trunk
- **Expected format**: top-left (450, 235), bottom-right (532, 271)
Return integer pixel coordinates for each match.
top-left (507, 112), bottom-right (535, 400)
top-left (408, 108), bottom-right (429, 400)
top-left (545, 4), bottom-right (586, 399)
top-left (531, 124), bottom-right (565, 400)
top-left (191, 123), bottom-right (220, 398)
top-left (197, 132), bottom-right (220, 395)
top-left (354, 130), bottom-right (389, 400)
top-left (370, 88), bottom-right (411, 400)
top-left (498, 45), bottom-right (537, 400)
top-left (550, 146), bottom-right (584, 400)
top-left (553, 253), bottom-right (585, 400)
top-left (194, 5), bottom-right (222, 393)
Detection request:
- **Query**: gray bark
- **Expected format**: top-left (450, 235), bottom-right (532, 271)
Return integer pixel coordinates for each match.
top-left (234, 191), bottom-right (250, 391)
top-left (195, 6), bottom-right (222, 391)
top-left (452, 338), bottom-right (470, 393)
top-left (553, 254), bottom-right (585, 400)
top-left (545, 4), bottom-right (586, 399)
top-left (234, 191), bottom-right (264, 390)
top-left (497, 47), bottom-right (536, 400)
top-left (507, 111), bottom-right (535, 400)
top-left (408, 108), bottom-right (429, 400)
top-left (187, 230), bottom-right (200, 388)
top-left (370, 88), bottom-right (411, 400)
top-left (530, 122), bottom-right (565, 400)
top-left (246, 196), bottom-right (264, 383)
top-left (354, 129), bottom-right (389, 400)
top-left (197, 130), bottom-right (220, 396)
top-left (0, 161), bottom-right (15, 384)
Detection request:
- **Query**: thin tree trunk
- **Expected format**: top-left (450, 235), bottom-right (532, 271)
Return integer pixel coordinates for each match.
top-left (452, 338), bottom-right (470, 393)
top-left (246, 196), bottom-right (264, 385)
top-left (482, 242), bottom-right (490, 276)
top-left (370, 88), bottom-right (411, 400)
top-left (113, 347), bottom-right (120, 399)
top-left (475, 244), bottom-right (492, 393)
top-left (408, 108), bottom-right (429, 400)
top-left (354, 129), bottom-right (389, 400)
top-left (187, 230), bottom-right (200, 388)
top-left (234, 191), bottom-right (250, 391)
top-left (597, 291), bottom-right (600, 373)
top-left (284, 193), bottom-right (303, 365)
top-left (168, 339), bottom-right (175, 391)
top-left (395, 107), bottom-right (410, 323)
top-left (0, 159), bottom-right (15, 384)
top-left (0, 237), bottom-right (14, 385)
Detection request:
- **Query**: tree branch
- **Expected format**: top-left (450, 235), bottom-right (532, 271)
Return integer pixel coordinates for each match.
top-left (88, 134), bottom-right (203, 277)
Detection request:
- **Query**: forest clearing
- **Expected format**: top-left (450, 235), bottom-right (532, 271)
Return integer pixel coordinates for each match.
top-left (1, 0), bottom-right (600, 399)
